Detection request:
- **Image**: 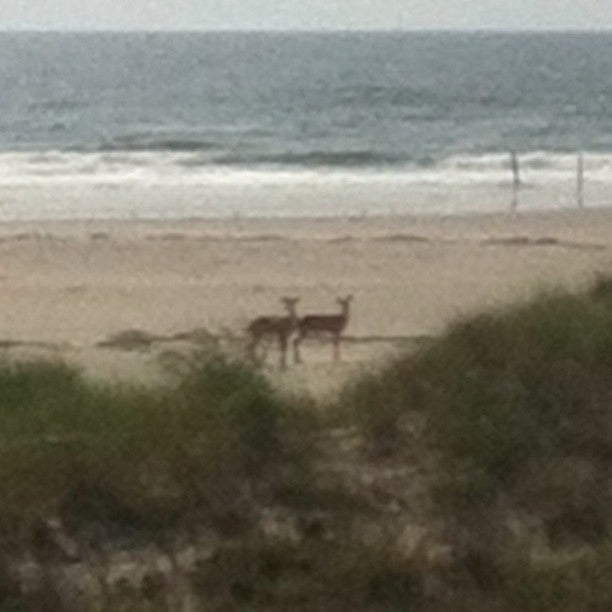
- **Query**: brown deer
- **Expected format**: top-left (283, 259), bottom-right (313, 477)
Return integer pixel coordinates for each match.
top-left (293, 295), bottom-right (353, 364)
top-left (246, 297), bottom-right (299, 370)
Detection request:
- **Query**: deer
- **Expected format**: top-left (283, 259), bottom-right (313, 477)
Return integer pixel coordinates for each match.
top-left (293, 295), bottom-right (353, 364)
top-left (246, 297), bottom-right (299, 370)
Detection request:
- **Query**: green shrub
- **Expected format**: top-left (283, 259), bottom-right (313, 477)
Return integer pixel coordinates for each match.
top-left (499, 545), bottom-right (612, 612)
top-left (0, 355), bottom-right (316, 544)
top-left (193, 538), bottom-right (422, 611)
top-left (337, 280), bottom-right (612, 546)
top-left (333, 360), bottom-right (411, 455)
top-left (416, 290), bottom-right (612, 527)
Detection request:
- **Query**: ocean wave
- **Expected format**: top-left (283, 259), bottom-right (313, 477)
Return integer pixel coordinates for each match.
top-left (444, 151), bottom-right (612, 175)
top-left (212, 149), bottom-right (407, 168)
top-left (101, 135), bottom-right (222, 153)
top-left (0, 150), bottom-right (610, 188)
top-left (97, 126), bottom-right (277, 154)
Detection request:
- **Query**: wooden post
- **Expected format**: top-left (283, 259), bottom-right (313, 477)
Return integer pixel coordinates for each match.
top-left (510, 151), bottom-right (520, 212)
top-left (577, 153), bottom-right (584, 209)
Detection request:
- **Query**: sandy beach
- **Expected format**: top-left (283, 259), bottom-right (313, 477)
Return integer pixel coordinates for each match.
top-left (1, 207), bottom-right (611, 396)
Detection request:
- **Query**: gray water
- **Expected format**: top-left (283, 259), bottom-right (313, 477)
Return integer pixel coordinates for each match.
top-left (1, 31), bottom-right (612, 218)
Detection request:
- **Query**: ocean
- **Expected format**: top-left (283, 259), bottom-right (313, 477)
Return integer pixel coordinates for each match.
top-left (1, 31), bottom-right (612, 220)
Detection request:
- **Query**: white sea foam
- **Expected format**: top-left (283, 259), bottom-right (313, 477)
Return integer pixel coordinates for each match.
top-left (0, 151), bottom-right (611, 189)
top-left (0, 149), bottom-right (610, 221)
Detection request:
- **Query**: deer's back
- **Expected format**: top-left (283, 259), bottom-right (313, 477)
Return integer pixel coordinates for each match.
top-left (298, 314), bottom-right (346, 334)
top-left (248, 315), bottom-right (294, 337)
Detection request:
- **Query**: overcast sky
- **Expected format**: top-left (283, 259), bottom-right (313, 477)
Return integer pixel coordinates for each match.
top-left (2, 0), bottom-right (611, 32)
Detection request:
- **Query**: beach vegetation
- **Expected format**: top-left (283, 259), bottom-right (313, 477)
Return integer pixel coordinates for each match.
top-left (193, 537), bottom-right (422, 611)
top-left (0, 354), bottom-right (316, 545)
top-left (341, 283), bottom-right (612, 526)
top-left (4, 279), bottom-right (612, 609)
top-left (336, 277), bottom-right (612, 610)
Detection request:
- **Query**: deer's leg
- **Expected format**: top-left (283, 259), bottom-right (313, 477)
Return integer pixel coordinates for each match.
top-left (333, 333), bottom-right (340, 362)
top-left (293, 331), bottom-right (304, 364)
top-left (279, 333), bottom-right (288, 370)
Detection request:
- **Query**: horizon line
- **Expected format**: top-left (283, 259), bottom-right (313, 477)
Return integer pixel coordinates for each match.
top-left (1, 27), bottom-right (612, 34)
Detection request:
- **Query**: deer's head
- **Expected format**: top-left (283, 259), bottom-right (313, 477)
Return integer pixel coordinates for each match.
top-left (280, 296), bottom-right (300, 314)
top-left (337, 295), bottom-right (353, 311)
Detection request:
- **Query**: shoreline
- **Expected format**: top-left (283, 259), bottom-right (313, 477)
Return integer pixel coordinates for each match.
top-left (1, 204), bottom-right (612, 243)
top-left (0, 176), bottom-right (610, 222)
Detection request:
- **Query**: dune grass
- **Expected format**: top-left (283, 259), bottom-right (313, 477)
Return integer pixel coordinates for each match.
top-left (0, 355), bottom-right (316, 544)
top-left (416, 286), bottom-right (612, 539)
top-left (192, 537), bottom-right (421, 611)
top-left (4, 279), bottom-right (612, 609)
top-left (340, 282), bottom-right (612, 523)
top-left (333, 277), bottom-right (612, 609)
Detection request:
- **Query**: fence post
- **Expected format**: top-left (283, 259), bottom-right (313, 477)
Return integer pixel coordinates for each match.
top-left (510, 151), bottom-right (520, 212)
top-left (577, 153), bottom-right (585, 209)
